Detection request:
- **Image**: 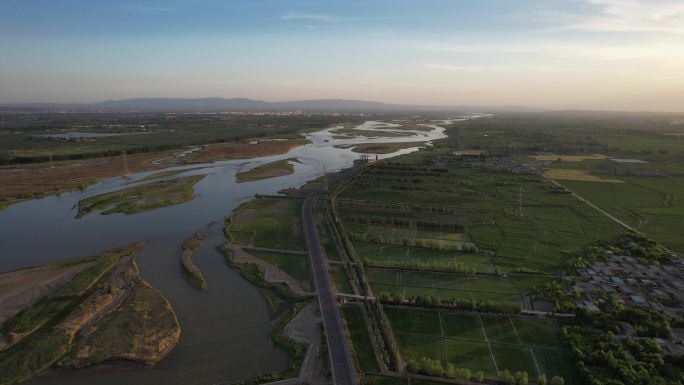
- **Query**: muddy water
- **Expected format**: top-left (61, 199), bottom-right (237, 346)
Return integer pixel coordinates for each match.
top-left (0, 121), bottom-right (449, 385)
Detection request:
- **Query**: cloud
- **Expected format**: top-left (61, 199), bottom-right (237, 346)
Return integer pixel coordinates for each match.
top-left (542, 0), bottom-right (684, 34)
top-left (423, 63), bottom-right (509, 72)
top-left (280, 11), bottom-right (338, 23)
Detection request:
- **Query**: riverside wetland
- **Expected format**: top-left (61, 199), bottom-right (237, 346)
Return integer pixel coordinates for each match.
top-left (0, 116), bottom-right (448, 385)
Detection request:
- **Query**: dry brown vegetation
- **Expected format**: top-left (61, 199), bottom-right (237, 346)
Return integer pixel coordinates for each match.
top-left (0, 139), bottom-right (310, 208)
top-left (0, 152), bottom-right (169, 204)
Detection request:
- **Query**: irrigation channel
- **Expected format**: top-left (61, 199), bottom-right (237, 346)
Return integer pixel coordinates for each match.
top-left (0, 120), bottom-right (451, 385)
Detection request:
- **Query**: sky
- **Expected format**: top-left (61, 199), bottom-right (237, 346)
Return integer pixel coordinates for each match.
top-left (1, 0), bottom-right (683, 111)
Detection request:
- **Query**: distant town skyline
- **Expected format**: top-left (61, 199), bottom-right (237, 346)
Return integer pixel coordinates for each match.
top-left (1, 0), bottom-right (683, 112)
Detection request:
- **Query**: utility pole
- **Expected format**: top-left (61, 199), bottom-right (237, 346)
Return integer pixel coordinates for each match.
top-left (518, 186), bottom-right (524, 217)
top-left (122, 151), bottom-right (129, 176)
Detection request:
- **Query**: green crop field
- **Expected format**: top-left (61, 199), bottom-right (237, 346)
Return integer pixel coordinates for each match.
top-left (559, 177), bottom-right (684, 254)
top-left (331, 265), bottom-right (353, 294)
top-left (342, 305), bottom-right (380, 372)
top-left (228, 196), bottom-right (305, 251)
top-left (384, 307), bottom-right (573, 382)
top-left (367, 268), bottom-right (522, 306)
top-left (338, 152), bottom-right (622, 275)
top-left (354, 243), bottom-right (493, 273)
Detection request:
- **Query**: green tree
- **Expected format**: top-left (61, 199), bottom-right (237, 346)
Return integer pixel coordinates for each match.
top-left (500, 370), bottom-right (515, 384)
top-left (550, 376), bottom-right (564, 385)
top-left (473, 371), bottom-right (484, 382)
top-left (537, 374), bottom-right (547, 385)
top-left (514, 371), bottom-right (528, 385)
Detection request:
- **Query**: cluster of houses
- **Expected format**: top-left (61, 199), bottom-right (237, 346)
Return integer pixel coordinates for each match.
top-left (575, 253), bottom-right (684, 355)
top-left (452, 152), bottom-right (533, 175)
top-left (576, 252), bottom-right (684, 318)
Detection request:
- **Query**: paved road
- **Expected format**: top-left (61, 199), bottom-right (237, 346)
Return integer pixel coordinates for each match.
top-left (303, 191), bottom-right (358, 385)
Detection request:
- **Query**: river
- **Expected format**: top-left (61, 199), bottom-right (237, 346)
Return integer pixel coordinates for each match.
top-left (0, 120), bottom-right (448, 385)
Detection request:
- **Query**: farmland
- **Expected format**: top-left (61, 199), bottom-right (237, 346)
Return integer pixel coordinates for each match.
top-left (336, 151), bottom-right (621, 275)
top-left (228, 196), bottom-right (305, 252)
top-left (385, 307), bottom-right (574, 381)
top-left (453, 112), bottom-right (684, 255)
top-left (326, 113), bottom-right (684, 385)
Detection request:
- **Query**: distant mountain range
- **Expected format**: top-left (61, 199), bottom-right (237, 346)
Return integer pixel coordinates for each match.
top-left (0, 97), bottom-right (545, 113)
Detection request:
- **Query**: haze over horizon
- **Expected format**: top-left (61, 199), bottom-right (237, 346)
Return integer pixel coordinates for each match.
top-left (2, 0), bottom-right (684, 112)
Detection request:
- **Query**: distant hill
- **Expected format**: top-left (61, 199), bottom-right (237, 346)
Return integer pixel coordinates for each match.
top-left (0, 97), bottom-right (545, 113)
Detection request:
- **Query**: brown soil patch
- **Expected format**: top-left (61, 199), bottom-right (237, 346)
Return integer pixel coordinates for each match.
top-left (227, 244), bottom-right (310, 295)
top-left (233, 208), bottom-right (258, 223)
top-left (544, 169), bottom-right (624, 183)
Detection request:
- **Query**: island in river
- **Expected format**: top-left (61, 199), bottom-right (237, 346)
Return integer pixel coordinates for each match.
top-left (0, 243), bottom-right (181, 385)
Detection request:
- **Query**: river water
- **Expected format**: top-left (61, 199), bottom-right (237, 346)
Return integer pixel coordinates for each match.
top-left (0, 121), bottom-right (448, 385)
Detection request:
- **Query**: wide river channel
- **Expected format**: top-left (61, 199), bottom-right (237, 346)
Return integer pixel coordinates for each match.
top-left (0, 120), bottom-right (451, 385)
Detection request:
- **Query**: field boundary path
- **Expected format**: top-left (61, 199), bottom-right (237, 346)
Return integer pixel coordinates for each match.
top-left (304, 190), bottom-right (358, 385)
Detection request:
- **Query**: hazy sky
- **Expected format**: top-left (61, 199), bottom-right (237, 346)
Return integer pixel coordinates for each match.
top-left (1, 0), bottom-right (683, 111)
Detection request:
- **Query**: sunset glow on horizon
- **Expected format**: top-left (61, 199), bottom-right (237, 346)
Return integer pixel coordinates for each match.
top-left (2, 0), bottom-right (683, 111)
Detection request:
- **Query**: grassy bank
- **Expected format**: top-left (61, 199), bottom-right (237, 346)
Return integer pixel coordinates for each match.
top-left (350, 142), bottom-right (426, 154)
top-left (236, 159), bottom-right (296, 183)
top-left (227, 196), bottom-right (306, 251)
top-left (77, 174), bottom-right (205, 218)
top-left (180, 232), bottom-right (208, 290)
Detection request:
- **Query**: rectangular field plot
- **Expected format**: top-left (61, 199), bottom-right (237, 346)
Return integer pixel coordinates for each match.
top-left (395, 333), bottom-right (445, 362)
top-left (444, 339), bottom-right (498, 377)
top-left (471, 292), bottom-right (521, 304)
top-left (432, 289), bottom-right (472, 302)
top-left (491, 344), bottom-right (538, 375)
top-left (342, 305), bottom-right (379, 372)
top-left (481, 315), bottom-right (520, 344)
top-left (384, 308), bottom-right (574, 381)
top-left (331, 265), bottom-right (353, 294)
top-left (404, 286), bottom-right (437, 298)
top-left (344, 223), bottom-right (477, 251)
top-left (365, 374), bottom-right (407, 385)
top-left (367, 268), bottom-right (522, 306)
top-left (533, 347), bottom-right (577, 382)
top-left (385, 307), bottom-right (442, 336)
top-left (510, 275), bottom-right (556, 294)
top-left (467, 276), bottom-right (518, 292)
top-left (441, 313), bottom-right (485, 341)
top-left (354, 242), bottom-right (493, 273)
top-left (512, 318), bottom-right (561, 347)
